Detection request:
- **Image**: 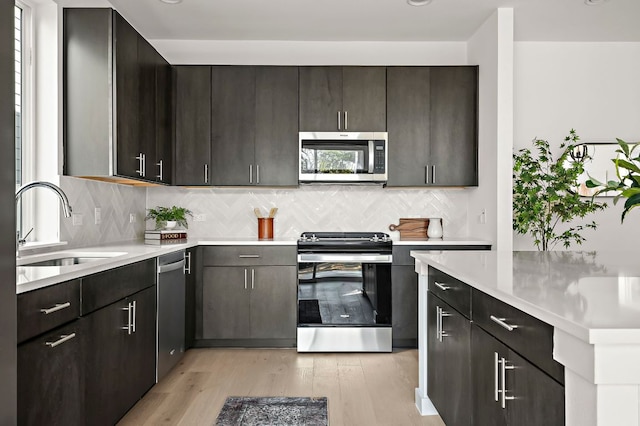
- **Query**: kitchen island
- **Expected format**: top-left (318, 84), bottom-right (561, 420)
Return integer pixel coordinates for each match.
top-left (412, 250), bottom-right (640, 426)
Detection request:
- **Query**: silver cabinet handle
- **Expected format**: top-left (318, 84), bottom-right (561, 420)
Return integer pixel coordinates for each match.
top-left (157, 159), bottom-right (163, 181)
top-left (249, 164), bottom-right (253, 184)
top-left (432, 165), bottom-right (436, 184)
top-left (40, 302), bottom-right (71, 315)
top-left (500, 356), bottom-right (515, 408)
top-left (435, 306), bottom-right (441, 341)
top-left (244, 268), bottom-right (248, 290)
top-left (490, 315), bottom-right (518, 332)
top-left (131, 300), bottom-right (137, 333)
top-left (438, 306), bottom-right (452, 342)
top-left (344, 111), bottom-right (348, 130)
top-left (424, 166), bottom-right (429, 184)
top-left (122, 302), bottom-right (133, 334)
top-left (494, 352), bottom-right (500, 402)
top-left (46, 333), bottom-right (76, 348)
top-left (184, 251), bottom-right (191, 275)
top-left (251, 268), bottom-right (255, 289)
top-left (136, 153), bottom-right (145, 177)
top-left (239, 254), bottom-right (260, 258)
top-left (434, 282), bottom-right (450, 291)
top-left (337, 111), bottom-right (341, 130)
top-left (256, 165), bottom-right (260, 184)
top-left (204, 164), bottom-right (209, 184)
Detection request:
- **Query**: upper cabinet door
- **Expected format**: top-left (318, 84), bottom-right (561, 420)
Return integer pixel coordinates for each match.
top-left (254, 66), bottom-right (299, 186)
top-left (155, 54), bottom-right (172, 184)
top-left (137, 36), bottom-right (157, 181)
top-left (299, 66), bottom-right (386, 132)
top-left (298, 67), bottom-right (342, 131)
top-left (342, 67), bottom-right (386, 132)
top-left (210, 66), bottom-right (256, 186)
top-left (173, 66), bottom-right (212, 186)
top-left (429, 66), bottom-right (478, 186)
top-left (386, 67), bottom-right (431, 186)
top-left (113, 12), bottom-right (140, 179)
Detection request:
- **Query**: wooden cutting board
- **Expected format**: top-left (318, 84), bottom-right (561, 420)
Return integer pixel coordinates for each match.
top-left (388, 218), bottom-right (429, 240)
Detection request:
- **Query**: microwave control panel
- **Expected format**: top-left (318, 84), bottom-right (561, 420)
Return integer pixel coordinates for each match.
top-left (373, 141), bottom-right (386, 173)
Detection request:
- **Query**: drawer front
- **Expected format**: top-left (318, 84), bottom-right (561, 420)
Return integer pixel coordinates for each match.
top-left (428, 266), bottom-right (471, 318)
top-left (472, 289), bottom-right (564, 383)
top-left (18, 279), bottom-right (81, 343)
top-left (81, 259), bottom-right (156, 315)
top-left (202, 246), bottom-right (296, 266)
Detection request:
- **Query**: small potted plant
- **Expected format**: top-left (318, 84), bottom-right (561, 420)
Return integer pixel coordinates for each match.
top-left (145, 206), bottom-right (193, 230)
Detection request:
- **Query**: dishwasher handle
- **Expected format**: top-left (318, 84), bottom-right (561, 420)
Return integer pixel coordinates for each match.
top-left (158, 259), bottom-right (185, 274)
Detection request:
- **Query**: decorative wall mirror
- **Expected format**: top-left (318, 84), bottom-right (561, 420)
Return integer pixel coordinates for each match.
top-left (571, 142), bottom-right (621, 197)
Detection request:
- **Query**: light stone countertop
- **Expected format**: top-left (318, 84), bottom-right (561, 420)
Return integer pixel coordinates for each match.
top-left (411, 250), bottom-right (640, 345)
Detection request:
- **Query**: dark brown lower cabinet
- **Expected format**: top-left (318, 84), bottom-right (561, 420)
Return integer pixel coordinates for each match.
top-left (18, 322), bottom-right (83, 426)
top-left (427, 293), bottom-right (471, 426)
top-left (83, 286), bottom-right (156, 426)
top-left (471, 324), bottom-right (565, 426)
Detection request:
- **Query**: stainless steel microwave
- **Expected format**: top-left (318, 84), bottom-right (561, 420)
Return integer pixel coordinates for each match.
top-left (299, 132), bottom-right (388, 183)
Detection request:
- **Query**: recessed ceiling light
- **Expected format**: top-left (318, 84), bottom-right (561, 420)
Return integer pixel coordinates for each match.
top-left (407, 0), bottom-right (433, 6)
top-left (584, 0), bottom-right (610, 5)
top-left (159, 0), bottom-right (183, 4)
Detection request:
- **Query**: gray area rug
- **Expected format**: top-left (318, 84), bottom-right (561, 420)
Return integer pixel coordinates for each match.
top-left (215, 396), bottom-right (328, 426)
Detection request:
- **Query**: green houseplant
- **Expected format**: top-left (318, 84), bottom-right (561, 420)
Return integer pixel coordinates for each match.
top-left (513, 129), bottom-right (607, 251)
top-left (145, 206), bottom-right (193, 230)
top-left (586, 138), bottom-right (640, 222)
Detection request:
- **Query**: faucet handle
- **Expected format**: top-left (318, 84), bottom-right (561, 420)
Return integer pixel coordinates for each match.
top-left (18, 227), bottom-right (34, 245)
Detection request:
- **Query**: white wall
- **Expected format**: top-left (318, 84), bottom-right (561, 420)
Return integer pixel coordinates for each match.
top-left (466, 9), bottom-right (514, 251)
top-left (513, 42), bottom-right (640, 251)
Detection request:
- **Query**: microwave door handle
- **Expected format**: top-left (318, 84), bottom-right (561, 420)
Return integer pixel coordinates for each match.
top-left (368, 140), bottom-right (375, 173)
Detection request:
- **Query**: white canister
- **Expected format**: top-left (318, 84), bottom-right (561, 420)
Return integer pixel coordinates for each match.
top-left (427, 218), bottom-right (443, 239)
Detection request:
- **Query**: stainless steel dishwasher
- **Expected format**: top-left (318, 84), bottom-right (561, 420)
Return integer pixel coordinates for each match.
top-left (156, 250), bottom-right (186, 382)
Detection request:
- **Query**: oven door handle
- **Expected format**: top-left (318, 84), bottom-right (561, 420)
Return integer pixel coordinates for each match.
top-left (297, 253), bottom-right (393, 263)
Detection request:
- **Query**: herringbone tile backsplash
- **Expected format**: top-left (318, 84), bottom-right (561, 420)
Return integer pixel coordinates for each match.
top-left (146, 185), bottom-right (469, 240)
top-left (59, 177), bottom-right (469, 246)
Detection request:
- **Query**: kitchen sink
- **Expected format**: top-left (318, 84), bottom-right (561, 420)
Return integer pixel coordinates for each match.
top-left (17, 251), bottom-right (127, 267)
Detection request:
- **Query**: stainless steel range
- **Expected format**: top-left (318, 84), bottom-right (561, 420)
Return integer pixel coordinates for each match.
top-left (297, 232), bottom-right (392, 352)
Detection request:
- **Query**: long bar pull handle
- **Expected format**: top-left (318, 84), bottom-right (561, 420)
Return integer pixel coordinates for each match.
top-left (337, 111), bottom-right (341, 130)
top-left (501, 357), bottom-right (515, 409)
top-left (239, 254), bottom-right (261, 258)
top-left (490, 315), bottom-right (518, 332)
top-left (244, 269), bottom-right (248, 290)
top-left (204, 164), bottom-right (209, 184)
top-left (41, 302), bottom-right (71, 315)
top-left (45, 333), bottom-right (76, 348)
top-left (249, 164), bottom-right (253, 184)
top-left (344, 111), bottom-right (348, 130)
top-left (256, 165), bottom-right (260, 184)
top-left (434, 282), bottom-right (450, 291)
top-left (136, 153), bottom-right (144, 177)
top-left (122, 302), bottom-right (132, 334)
top-left (251, 268), bottom-right (255, 289)
top-left (157, 159), bottom-right (163, 181)
top-left (494, 352), bottom-right (500, 402)
top-left (142, 154), bottom-right (146, 177)
top-left (435, 306), bottom-right (441, 341)
top-left (432, 165), bottom-right (436, 184)
top-left (424, 166), bottom-right (429, 184)
top-left (184, 251), bottom-right (191, 274)
top-left (131, 300), bottom-right (137, 333)
top-left (439, 308), bottom-right (452, 342)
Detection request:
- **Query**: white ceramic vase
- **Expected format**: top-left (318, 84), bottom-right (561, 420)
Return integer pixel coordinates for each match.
top-left (164, 220), bottom-right (177, 230)
top-left (427, 218), bottom-right (443, 239)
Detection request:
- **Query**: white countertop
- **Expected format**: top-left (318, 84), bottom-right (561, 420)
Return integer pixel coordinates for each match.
top-left (411, 250), bottom-right (640, 345)
top-left (393, 237), bottom-right (491, 246)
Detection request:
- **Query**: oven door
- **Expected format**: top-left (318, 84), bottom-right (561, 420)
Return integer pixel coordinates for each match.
top-left (297, 253), bottom-right (392, 327)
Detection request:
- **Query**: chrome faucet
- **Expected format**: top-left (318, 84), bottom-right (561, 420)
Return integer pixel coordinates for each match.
top-left (15, 181), bottom-right (73, 255)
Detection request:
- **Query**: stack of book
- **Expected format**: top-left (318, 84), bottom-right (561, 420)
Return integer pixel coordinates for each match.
top-left (144, 230), bottom-right (188, 245)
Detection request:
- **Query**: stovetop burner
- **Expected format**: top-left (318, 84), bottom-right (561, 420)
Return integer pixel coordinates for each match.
top-left (298, 232), bottom-right (391, 243)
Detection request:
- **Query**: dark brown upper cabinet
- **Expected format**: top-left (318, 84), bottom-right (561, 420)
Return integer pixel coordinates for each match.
top-left (173, 66), bottom-right (212, 186)
top-left (63, 8), bottom-right (172, 184)
top-left (299, 66), bottom-right (386, 132)
top-left (386, 66), bottom-right (478, 187)
top-left (210, 66), bottom-right (298, 186)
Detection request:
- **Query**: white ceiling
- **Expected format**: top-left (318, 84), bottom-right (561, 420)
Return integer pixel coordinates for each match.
top-left (104, 0), bottom-right (640, 43)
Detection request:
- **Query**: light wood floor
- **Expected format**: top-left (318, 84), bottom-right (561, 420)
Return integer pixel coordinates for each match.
top-left (118, 348), bottom-right (445, 426)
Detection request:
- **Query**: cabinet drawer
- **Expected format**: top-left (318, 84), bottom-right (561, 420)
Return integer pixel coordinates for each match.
top-left (81, 259), bottom-right (156, 315)
top-left (472, 289), bottom-right (564, 384)
top-left (202, 246), bottom-right (296, 266)
top-left (18, 279), bottom-right (81, 343)
top-left (428, 266), bottom-right (471, 318)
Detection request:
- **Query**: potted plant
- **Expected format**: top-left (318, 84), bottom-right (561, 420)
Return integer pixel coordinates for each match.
top-left (513, 129), bottom-right (607, 251)
top-left (145, 206), bottom-right (193, 230)
top-left (586, 138), bottom-right (640, 222)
